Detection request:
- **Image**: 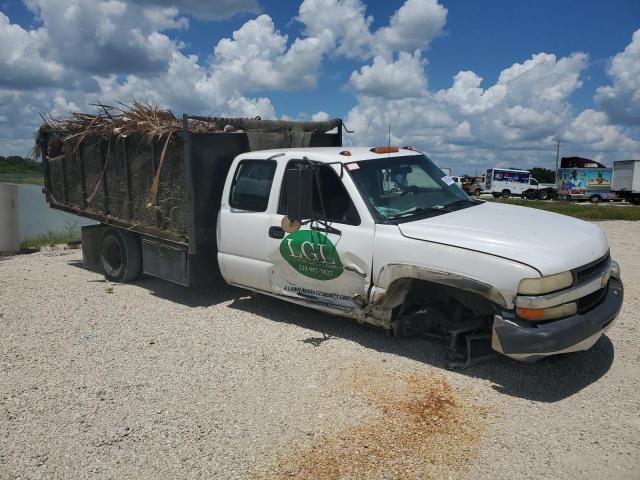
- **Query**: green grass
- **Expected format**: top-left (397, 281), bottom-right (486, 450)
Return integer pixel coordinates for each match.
top-left (21, 224), bottom-right (80, 250)
top-left (485, 198), bottom-right (640, 221)
top-left (0, 173), bottom-right (44, 185)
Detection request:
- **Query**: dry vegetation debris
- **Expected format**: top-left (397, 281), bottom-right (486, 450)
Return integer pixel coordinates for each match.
top-left (261, 368), bottom-right (488, 480)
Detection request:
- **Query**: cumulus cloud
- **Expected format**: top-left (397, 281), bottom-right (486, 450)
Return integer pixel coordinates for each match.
top-left (312, 111), bottom-right (330, 121)
top-left (344, 49), bottom-right (640, 169)
top-left (374, 0), bottom-right (447, 54)
top-left (349, 51), bottom-right (427, 98)
top-left (0, 0), bottom-right (638, 170)
top-left (22, 0), bottom-right (187, 76)
top-left (297, 0), bottom-right (446, 60)
top-left (128, 0), bottom-right (261, 20)
top-left (0, 13), bottom-right (65, 88)
top-left (297, 0), bottom-right (374, 59)
top-left (595, 29), bottom-right (640, 125)
top-left (212, 14), bottom-right (331, 91)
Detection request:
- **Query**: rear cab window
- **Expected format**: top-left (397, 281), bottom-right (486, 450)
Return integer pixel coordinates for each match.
top-left (229, 160), bottom-right (277, 212)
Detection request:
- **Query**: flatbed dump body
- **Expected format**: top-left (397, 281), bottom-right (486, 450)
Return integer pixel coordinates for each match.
top-left (38, 115), bottom-right (342, 285)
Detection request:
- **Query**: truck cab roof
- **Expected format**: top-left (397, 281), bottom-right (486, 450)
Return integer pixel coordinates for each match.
top-left (234, 146), bottom-right (422, 164)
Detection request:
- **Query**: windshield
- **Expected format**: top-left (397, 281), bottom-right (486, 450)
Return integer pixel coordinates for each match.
top-left (348, 155), bottom-right (476, 222)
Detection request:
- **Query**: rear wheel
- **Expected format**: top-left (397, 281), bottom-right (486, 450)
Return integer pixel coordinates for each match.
top-left (501, 189), bottom-right (511, 198)
top-left (589, 195), bottom-right (601, 204)
top-left (492, 193), bottom-right (501, 198)
top-left (99, 227), bottom-right (142, 282)
top-left (538, 190), bottom-right (549, 200)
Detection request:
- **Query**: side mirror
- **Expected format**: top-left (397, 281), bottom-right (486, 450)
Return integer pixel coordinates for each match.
top-left (285, 165), bottom-right (314, 222)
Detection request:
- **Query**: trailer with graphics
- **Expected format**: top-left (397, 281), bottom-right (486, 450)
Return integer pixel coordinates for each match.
top-left (38, 110), bottom-right (624, 365)
top-left (557, 166), bottom-right (618, 203)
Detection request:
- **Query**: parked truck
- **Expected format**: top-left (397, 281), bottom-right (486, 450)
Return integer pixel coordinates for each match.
top-left (38, 113), bottom-right (623, 364)
top-left (557, 167), bottom-right (618, 203)
top-left (611, 160), bottom-right (640, 205)
top-left (485, 168), bottom-right (555, 199)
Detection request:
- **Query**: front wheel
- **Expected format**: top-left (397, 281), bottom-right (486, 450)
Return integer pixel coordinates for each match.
top-left (473, 188), bottom-right (481, 197)
top-left (99, 227), bottom-right (142, 282)
top-left (538, 190), bottom-right (549, 201)
top-left (589, 195), bottom-right (601, 204)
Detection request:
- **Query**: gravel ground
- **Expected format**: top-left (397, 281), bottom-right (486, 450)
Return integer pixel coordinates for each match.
top-left (1, 221), bottom-right (638, 479)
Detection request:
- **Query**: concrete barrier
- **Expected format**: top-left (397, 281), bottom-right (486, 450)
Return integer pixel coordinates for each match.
top-left (0, 183), bottom-right (20, 254)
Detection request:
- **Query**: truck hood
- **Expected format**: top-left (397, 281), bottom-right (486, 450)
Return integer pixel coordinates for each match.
top-left (397, 202), bottom-right (609, 276)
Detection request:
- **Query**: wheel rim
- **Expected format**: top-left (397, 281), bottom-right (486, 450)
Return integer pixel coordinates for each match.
top-left (102, 236), bottom-right (123, 274)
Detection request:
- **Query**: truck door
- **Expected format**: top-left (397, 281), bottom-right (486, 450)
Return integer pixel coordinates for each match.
top-left (217, 158), bottom-right (279, 292)
top-left (266, 162), bottom-right (375, 311)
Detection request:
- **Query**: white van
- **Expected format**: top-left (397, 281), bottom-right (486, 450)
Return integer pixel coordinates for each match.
top-left (486, 168), bottom-right (531, 197)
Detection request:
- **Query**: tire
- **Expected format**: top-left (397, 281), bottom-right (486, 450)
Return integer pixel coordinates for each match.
top-left (473, 188), bottom-right (481, 197)
top-left (631, 197), bottom-right (640, 206)
top-left (538, 190), bottom-right (549, 201)
top-left (99, 227), bottom-right (142, 282)
top-left (589, 195), bottom-right (601, 204)
top-left (492, 193), bottom-right (501, 198)
top-left (501, 189), bottom-right (511, 198)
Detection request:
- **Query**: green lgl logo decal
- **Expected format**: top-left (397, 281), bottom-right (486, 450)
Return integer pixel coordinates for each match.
top-left (279, 230), bottom-right (343, 280)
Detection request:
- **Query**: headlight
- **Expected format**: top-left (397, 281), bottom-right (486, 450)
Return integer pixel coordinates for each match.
top-left (517, 302), bottom-right (577, 321)
top-left (518, 271), bottom-right (573, 295)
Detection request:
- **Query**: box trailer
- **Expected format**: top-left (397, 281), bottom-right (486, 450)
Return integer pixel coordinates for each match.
top-left (612, 160), bottom-right (640, 204)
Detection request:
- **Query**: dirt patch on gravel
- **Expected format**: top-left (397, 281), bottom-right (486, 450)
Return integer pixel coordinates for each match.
top-left (262, 368), bottom-right (488, 479)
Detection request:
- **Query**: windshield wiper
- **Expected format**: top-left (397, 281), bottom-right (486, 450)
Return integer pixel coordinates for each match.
top-left (442, 199), bottom-right (477, 211)
top-left (387, 199), bottom-right (477, 221)
top-left (388, 206), bottom-right (446, 220)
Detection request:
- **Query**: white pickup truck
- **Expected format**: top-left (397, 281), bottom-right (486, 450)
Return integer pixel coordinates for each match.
top-left (40, 116), bottom-right (623, 364)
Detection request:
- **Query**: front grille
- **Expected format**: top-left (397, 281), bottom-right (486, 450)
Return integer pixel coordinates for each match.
top-left (574, 254), bottom-right (610, 286)
top-left (577, 286), bottom-right (608, 313)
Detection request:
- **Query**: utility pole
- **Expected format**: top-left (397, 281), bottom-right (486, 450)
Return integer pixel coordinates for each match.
top-left (554, 138), bottom-right (560, 185)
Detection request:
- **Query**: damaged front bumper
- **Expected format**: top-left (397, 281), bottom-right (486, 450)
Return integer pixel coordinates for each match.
top-left (491, 277), bottom-right (623, 361)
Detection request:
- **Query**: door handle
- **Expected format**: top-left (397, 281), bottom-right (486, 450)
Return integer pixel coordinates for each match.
top-left (269, 226), bottom-right (285, 239)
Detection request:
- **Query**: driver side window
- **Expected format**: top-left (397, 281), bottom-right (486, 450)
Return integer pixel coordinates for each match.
top-left (278, 162), bottom-right (360, 226)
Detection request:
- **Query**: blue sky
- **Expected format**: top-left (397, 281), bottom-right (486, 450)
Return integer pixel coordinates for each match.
top-left (0, 0), bottom-right (639, 172)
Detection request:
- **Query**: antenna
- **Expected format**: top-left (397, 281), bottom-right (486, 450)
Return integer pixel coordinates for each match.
top-left (388, 123), bottom-right (391, 159)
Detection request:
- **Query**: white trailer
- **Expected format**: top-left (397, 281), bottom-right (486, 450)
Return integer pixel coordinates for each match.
top-left (612, 160), bottom-right (640, 204)
top-left (485, 168), bottom-right (531, 198)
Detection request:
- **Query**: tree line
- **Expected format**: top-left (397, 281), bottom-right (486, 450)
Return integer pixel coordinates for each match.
top-left (0, 156), bottom-right (44, 175)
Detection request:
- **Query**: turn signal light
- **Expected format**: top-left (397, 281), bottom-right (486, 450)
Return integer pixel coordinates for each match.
top-left (370, 146), bottom-right (399, 154)
top-left (516, 307), bottom-right (545, 321)
top-left (516, 302), bottom-right (577, 321)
